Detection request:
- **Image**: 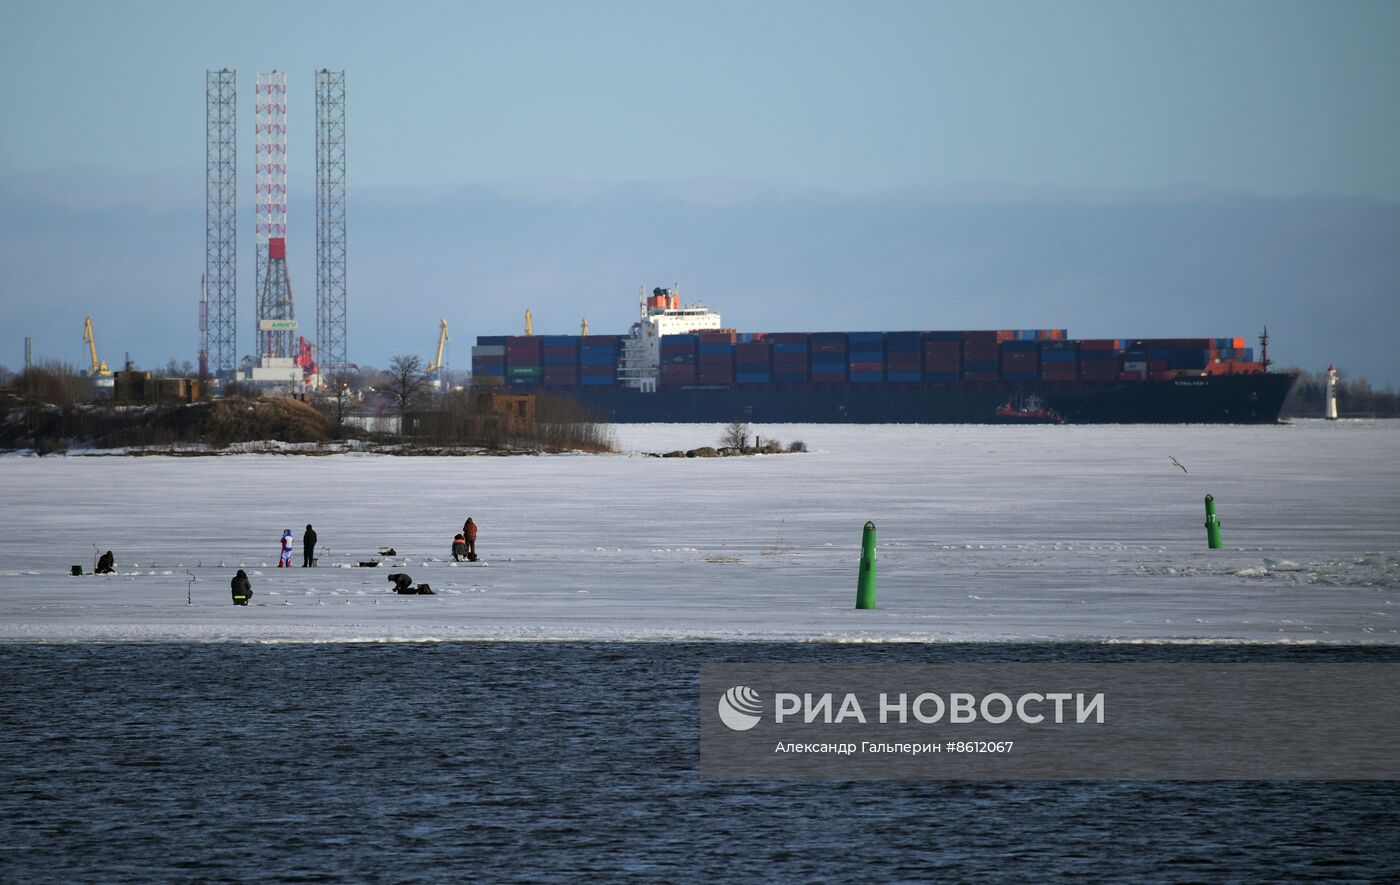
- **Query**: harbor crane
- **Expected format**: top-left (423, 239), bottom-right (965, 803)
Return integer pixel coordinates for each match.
top-left (82, 316), bottom-right (115, 390)
top-left (426, 318), bottom-right (449, 389)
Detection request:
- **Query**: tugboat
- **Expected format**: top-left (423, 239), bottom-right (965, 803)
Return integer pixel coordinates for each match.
top-left (994, 393), bottom-right (1065, 424)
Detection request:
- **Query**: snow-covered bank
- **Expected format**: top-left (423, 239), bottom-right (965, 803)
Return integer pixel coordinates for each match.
top-left (1, 420), bottom-right (1396, 643)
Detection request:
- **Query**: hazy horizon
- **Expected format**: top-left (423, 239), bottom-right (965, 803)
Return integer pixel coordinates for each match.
top-left (3, 1), bottom-right (1398, 384)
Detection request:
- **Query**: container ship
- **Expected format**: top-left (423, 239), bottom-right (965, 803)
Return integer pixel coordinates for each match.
top-left (471, 288), bottom-right (1297, 424)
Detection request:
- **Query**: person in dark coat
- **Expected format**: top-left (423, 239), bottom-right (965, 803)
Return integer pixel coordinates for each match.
top-left (388, 573), bottom-right (415, 594)
top-left (231, 569), bottom-right (252, 605)
top-left (451, 533), bottom-right (467, 562)
top-left (95, 551), bottom-right (115, 574)
top-left (303, 524), bottom-right (317, 567)
top-left (463, 518), bottom-right (478, 560)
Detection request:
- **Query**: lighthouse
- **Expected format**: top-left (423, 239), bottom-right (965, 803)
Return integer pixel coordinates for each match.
top-left (1325, 365), bottom-right (1339, 420)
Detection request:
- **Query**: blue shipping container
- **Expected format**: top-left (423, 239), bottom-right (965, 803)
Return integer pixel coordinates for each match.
top-left (811, 361), bottom-right (845, 374)
top-left (887, 371), bottom-right (921, 382)
top-left (849, 371), bottom-right (883, 382)
top-left (736, 373), bottom-right (771, 384)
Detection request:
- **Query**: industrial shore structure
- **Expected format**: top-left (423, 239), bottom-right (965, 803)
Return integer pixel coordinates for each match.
top-left (202, 68), bottom-right (345, 390)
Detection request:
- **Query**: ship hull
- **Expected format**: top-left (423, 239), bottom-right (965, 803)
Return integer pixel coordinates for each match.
top-left (545, 372), bottom-right (1298, 424)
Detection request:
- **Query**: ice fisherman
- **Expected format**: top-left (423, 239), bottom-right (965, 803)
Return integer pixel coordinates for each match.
top-left (387, 573), bottom-right (432, 594)
top-left (303, 524), bottom-right (317, 567)
top-left (279, 529), bottom-right (294, 568)
top-left (462, 517), bottom-right (478, 561)
top-left (95, 551), bottom-right (115, 574)
top-left (451, 533), bottom-right (467, 562)
top-left (231, 569), bottom-right (252, 605)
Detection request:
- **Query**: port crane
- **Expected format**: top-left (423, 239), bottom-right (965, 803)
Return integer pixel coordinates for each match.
top-left (83, 316), bottom-right (115, 390)
top-left (426, 318), bottom-right (449, 389)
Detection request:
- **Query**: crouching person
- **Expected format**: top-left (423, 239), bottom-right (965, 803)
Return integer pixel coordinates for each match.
top-left (231, 569), bottom-right (252, 606)
top-left (388, 573), bottom-right (433, 595)
top-left (95, 551), bottom-right (116, 574)
top-left (451, 534), bottom-right (467, 562)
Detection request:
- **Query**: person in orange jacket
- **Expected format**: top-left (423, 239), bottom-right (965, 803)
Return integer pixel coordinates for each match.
top-left (462, 518), bottom-right (478, 561)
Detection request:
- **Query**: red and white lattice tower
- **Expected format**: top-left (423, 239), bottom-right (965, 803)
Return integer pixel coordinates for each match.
top-left (255, 71), bottom-right (294, 358)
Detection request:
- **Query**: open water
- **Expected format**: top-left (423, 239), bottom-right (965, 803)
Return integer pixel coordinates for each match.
top-left (3, 642), bottom-right (1398, 882)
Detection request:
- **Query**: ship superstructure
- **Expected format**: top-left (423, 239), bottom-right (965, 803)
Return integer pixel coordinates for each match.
top-left (618, 287), bottom-right (724, 392)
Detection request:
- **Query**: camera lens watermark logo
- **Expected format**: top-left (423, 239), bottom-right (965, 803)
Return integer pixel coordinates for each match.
top-left (718, 685), bottom-right (763, 731)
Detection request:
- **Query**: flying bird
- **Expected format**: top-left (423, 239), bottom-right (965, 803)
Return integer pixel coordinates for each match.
top-left (1169, 456), bottom-right (1188, 474)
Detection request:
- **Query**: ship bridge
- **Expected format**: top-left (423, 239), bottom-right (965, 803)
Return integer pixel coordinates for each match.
top-left (618, 286), bottom-right (723, 392)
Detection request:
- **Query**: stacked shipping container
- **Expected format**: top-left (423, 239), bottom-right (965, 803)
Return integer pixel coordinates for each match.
top-left (580, 335), bottom-right (620, 386)
top-left (962, 332), bottom-right (999, 382)
top-left (924, 332), bottom-right (962, 382)
top-left (847, 332), bottom-right (885, 383)
top-left (505, 335), bottom-right (541, 387)
top-left (471, 335), bottom-right (507, 385)
top-left (1040, 340), bottom-right (1079, 382)
top-left (474, 329), bottom-right (1255, 389)
top-left (698, 331), bottom-right (736, 385)
top-left (999, 339), bottom-right (1040, 382)
top-left (770, 333), bottom-right (809, 383)
top-left (660, 334), bottom-right (697, 386)
top-left (736, 337), bottom-right (771, 384)
top-left (810, 333), bottom-right (847, 383)
top-left (541, 335), bottom-right (578, 387)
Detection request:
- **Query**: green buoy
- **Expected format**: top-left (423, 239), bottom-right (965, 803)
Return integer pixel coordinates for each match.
top-left (856, 521), bottom-right (877, 609)
top-left (1204, 494), bottom-right (1223, 549)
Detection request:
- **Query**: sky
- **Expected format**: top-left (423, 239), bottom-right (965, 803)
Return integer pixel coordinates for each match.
top-left (2, 0), bottom-right (1398, 384)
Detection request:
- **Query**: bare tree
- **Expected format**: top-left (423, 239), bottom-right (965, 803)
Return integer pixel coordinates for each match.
top-left (159, 358), bottom-right (196, 378)
top-left (317, 371), bottom-right (358, 427)
top-left (720, 420), bottom-right (750, 450)
top-left (384, 354), bottom-right (429, 436)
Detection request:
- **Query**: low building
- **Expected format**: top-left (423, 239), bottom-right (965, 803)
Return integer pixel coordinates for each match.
top-left (113, 371), bottom-right (201, 404)
top-left (402, 391), bottom-right (536, 445)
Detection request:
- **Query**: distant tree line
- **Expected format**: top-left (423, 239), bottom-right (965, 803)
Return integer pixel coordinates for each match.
top-left (1281, 367), bottom-right (1400, 418)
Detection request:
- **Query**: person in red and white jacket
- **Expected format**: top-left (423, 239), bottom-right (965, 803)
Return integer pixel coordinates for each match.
top-left (279, 529), bottom-right (294, 568)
